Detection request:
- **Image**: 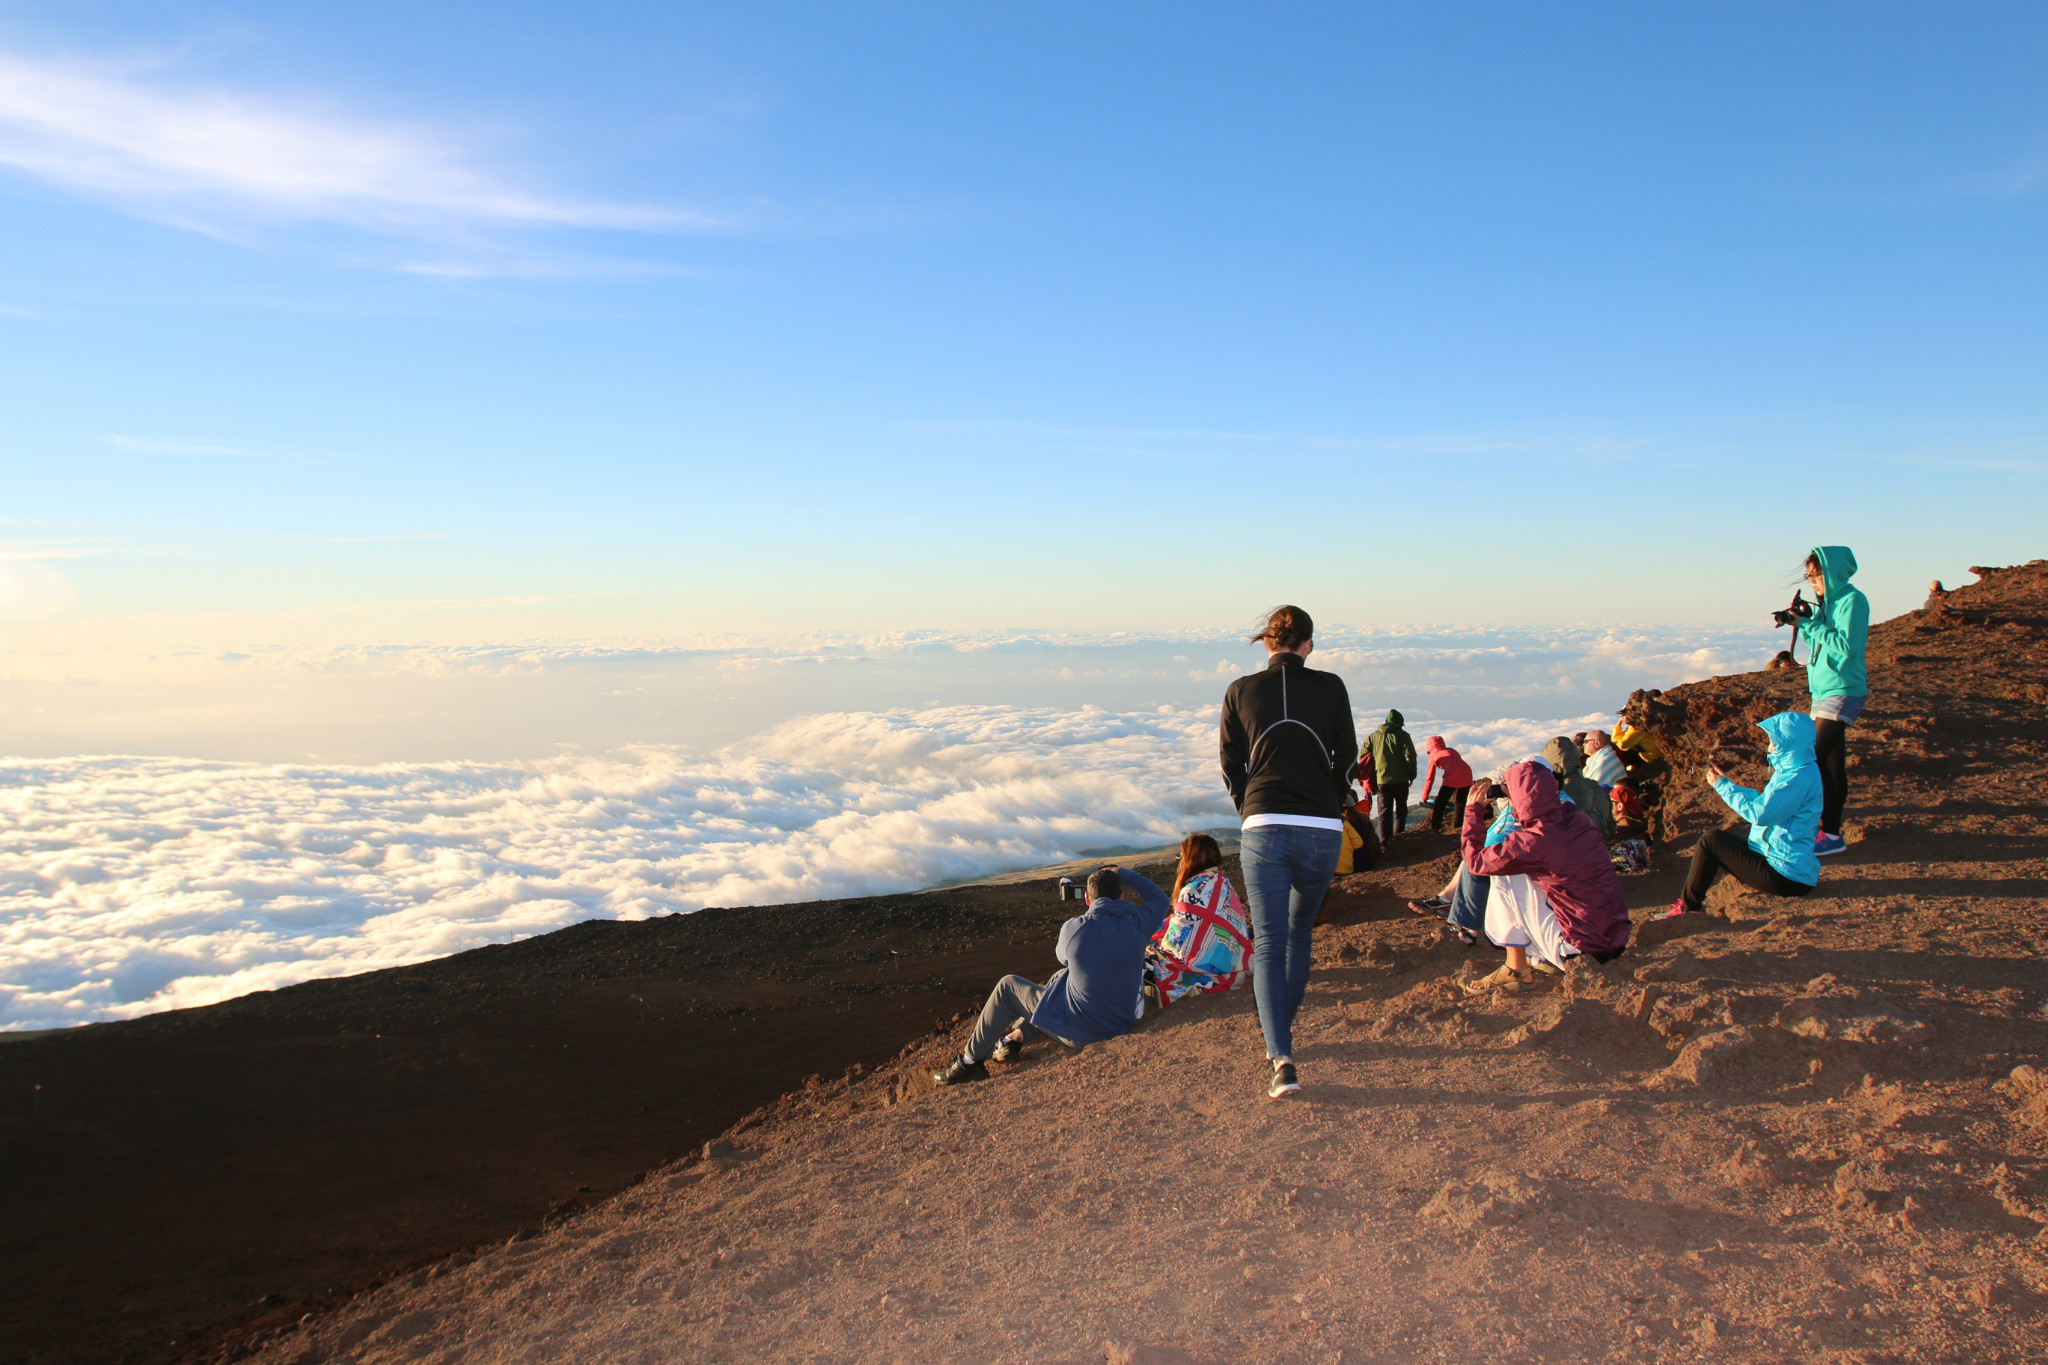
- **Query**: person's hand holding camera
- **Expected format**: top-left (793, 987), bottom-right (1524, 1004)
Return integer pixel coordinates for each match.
top-left (1702, 762), bottom-right (1727, 785)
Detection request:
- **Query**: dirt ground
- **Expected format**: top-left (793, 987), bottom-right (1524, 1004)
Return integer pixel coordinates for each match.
top-left (12, 561), bottom-right (2048, 1365)
top-left (0, 877), bottom-right (1095, 1364)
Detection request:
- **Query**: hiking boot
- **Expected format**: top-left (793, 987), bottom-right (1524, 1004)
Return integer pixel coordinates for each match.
top-left (1267, 1062), bottom-right (1301, 1099)
top-left (991, 1034), bottom-right (1027, 1064)
top-left (1815, 833), bottom-right (1847, 857)
top-left (933, 1057), bottom-right (989, 1086)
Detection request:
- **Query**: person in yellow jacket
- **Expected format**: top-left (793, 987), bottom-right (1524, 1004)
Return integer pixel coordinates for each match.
top-left (1335, 805), bottom-right (1367, 875)
top-left (1612, 720), bottom-right (1665, 775)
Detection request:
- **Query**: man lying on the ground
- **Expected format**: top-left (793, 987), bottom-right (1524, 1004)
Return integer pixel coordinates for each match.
top-left (935, 864), bottom-right (1170, 1086)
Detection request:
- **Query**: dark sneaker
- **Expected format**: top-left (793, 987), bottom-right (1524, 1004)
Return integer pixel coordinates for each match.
top-left (1408, 896), bottom-right (1451, 915)
top-left (1815, 833), bottom-right (1848, 857)
top-left (933, 1057), bottom-right (988, 1086)
top-left (991, 1035), bottom-right (1027, 1064)
top-left (1267, 1062), bottom-right (1301, 1099)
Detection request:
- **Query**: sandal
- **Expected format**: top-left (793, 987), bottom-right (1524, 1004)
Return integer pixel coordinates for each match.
top-left (1463, 965), bottom-right (1537, 995)
top-left (1408, 896), bottom-right (1451, 916)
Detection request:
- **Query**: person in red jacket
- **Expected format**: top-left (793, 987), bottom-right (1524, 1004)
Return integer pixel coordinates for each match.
top-left (1418, 736), bottom-right (1474, 834)
top-left (1459, 759), bottom-right (1633, 991)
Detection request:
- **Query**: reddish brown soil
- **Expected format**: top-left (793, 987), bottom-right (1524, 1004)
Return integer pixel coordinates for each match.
top-left (13, 561), bottom-right (2048, 1365)
top-left (0, 882), bottom-right (1103, 1364)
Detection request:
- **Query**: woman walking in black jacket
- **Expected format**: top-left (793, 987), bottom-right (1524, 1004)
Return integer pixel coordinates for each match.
top-left (1220, 605), bottom-right (1357, 1099)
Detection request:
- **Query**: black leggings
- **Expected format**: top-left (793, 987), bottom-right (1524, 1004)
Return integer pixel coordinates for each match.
top-left (1681, 827), bottom-right (1814, 912)
top-left (1813, 718), bottom-right (1848, 836)
top-left (1428, 783), bottom-right (1468, 832)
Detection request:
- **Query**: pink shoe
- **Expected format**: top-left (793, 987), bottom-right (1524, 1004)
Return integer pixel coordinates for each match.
top-left (1659, 899), bottom-right (1690, 919)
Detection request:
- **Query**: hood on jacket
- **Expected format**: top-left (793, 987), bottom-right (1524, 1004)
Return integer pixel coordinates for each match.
top-left (1812, 545), bottom-right (1859, 598)
top-left (1425, 735), bottom-right (1446, 752)
top-left (1505, 760), bottom-right (1564, 825)
top-left (1541, 736), bottom-right (1585, 778)
top-left (1381, 709), bottom-right (1405, 731)
top-left (1757, 711), bottom-right (1817, 772)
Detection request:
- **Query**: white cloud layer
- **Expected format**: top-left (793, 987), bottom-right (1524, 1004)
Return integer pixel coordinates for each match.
top-left (0, 622), bottom-right (1765, 763)
top-left (0, 47), bottom-right (702, 260)
top-left (0, 702), bottom-right (1600, 1030)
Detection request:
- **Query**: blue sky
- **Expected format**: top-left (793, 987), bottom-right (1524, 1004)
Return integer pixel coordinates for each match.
top-left (2, 1), bottom-right (2044, 651)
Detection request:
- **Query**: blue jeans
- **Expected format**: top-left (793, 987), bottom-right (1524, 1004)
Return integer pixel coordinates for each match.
top-left (1239, 823), bottom-right (1343, 1060)
top-left (1447, 866), bottom-right (1489, 932)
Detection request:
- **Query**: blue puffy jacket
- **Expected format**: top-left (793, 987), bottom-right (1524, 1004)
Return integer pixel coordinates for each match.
top-left (1798, 545), bottom-right (1869, 700)
top-left (1709, 712), bottom-right (1823, 886)
top-left (1029, 869), bottom-right (1170, 1047)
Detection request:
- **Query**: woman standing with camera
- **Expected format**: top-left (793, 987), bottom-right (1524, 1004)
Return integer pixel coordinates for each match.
top-left (1790, 546), bottom-right (1869, 857)
top-left (1219, 605), bottom-right (1356, 1100)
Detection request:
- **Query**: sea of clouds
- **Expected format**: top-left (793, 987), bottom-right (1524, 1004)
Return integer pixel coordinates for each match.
top-left (0, 624), bottom-right (1766, 1029)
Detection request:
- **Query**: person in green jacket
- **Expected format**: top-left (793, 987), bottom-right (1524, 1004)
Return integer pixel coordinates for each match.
top-left (1365, 709), bottom-right (1418, 844)
top-left (1792, 546), bottom-right (1869, 857)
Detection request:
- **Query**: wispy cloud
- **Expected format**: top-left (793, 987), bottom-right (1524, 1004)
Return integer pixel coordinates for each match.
top-left (0, 46), bottom-right (723, 269)
top-left (1815, 448), bottom-right (2044, 475)
top-left (102, 432), bottom-right (317, 461)
top-left (898, 420), bottom-right (1648, 467)
top-left (0, 537), bottom-right (113, 561)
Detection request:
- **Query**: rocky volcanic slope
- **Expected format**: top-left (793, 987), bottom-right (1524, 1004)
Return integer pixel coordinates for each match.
top-left (245, 563), bottom-right (2048, 1365)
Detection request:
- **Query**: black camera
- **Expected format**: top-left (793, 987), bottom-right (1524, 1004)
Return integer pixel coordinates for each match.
top-left (1772, 591), bottom-right (1814, 629)
top-left (1057, 877), bottom-right (1087, 902)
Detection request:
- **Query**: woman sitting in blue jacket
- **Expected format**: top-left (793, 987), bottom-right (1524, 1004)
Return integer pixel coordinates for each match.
top-left (1663, 712), bottom-right (1822, 917)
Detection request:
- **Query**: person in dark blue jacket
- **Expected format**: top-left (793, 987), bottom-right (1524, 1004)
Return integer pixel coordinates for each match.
top-left (934, 864), bottom-right (1169, 1085)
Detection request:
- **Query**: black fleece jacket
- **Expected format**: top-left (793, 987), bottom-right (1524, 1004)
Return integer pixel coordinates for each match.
top-left (1219, 654), bottom-right (1358, 819)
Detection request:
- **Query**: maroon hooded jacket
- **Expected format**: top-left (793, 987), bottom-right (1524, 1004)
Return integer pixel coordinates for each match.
top-left (1461, 761), bottom-right (1632, 956)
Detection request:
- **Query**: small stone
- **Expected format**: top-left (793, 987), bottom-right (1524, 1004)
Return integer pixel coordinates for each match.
top-left (1104, 1343), bottom-right (1203, 1365)
top-left (2009, 1064), bottom-right (2043, 1094)
top-left (702, 1139), bottom-right (737, 1160)
top-left (1634, 950), bottom-right (1702, 984)
top-left (1657, 1025), bottom-right (1754, 1086)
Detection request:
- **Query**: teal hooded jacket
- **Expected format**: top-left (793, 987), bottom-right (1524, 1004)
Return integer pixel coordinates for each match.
top-left (1709, 712), bottom-right (1823, 885)
top-left (1798, 545), bottom-right (1869, 699)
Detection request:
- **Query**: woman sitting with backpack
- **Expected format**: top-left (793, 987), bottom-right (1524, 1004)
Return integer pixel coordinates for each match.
top-left (1146, 833), bottom-right (1253, 1005)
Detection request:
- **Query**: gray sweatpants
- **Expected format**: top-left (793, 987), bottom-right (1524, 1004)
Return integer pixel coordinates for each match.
top-left (966, 974), bottom-right (1069, 1062)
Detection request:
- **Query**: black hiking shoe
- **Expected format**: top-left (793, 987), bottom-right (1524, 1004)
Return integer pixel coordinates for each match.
top-left (991, 1035), bottom-right (1027, 1064)
top-left (933, 1057), bottom-right (989, 1086)
top-left (1267, 1061), bottom-right (1301, 1099)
